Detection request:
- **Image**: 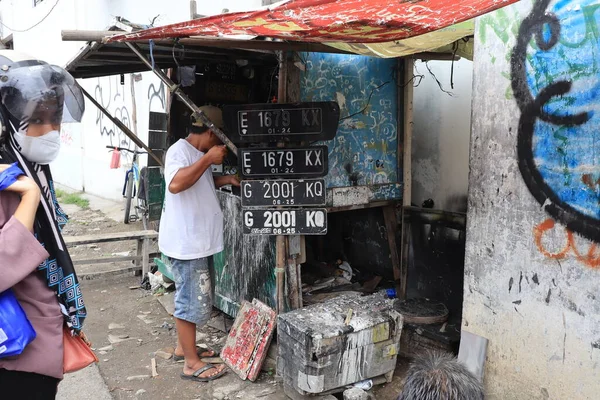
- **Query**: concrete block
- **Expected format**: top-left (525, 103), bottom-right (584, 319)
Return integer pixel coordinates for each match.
top-left (343, 388), bottom-right (372, 400)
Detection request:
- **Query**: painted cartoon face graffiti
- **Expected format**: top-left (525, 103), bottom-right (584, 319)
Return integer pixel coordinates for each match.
top-left (511, 0), bottom-right (600, 243)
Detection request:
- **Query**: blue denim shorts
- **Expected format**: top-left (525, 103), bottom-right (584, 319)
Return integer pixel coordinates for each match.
top-left (170, 257), bottom-right (213, 326)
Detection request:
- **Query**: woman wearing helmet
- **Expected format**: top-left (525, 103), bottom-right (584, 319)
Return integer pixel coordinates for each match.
top-left (0, 51), bottom-right (86, 399)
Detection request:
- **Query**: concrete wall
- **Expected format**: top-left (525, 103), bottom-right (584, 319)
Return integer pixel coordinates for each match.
top-left (0, 0), bottom-right (261, 200)
top-left (464, 1), bottom-right (600, 399)
top-left (411, 59), bottom-right (472, 212)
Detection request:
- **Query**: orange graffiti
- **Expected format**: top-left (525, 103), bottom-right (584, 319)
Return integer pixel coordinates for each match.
top-left (534, 218), bottom-right (600, 268)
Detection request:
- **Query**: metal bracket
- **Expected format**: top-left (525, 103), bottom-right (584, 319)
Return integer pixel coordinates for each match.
top-left (125, 42), bottom-right (238, 156)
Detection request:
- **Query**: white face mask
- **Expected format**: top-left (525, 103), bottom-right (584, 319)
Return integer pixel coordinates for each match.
top-left (14, 130), bottom-right (61, 164)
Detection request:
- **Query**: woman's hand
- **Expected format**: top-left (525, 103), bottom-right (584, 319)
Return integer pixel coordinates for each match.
top-left (5, 176), bottom-right (42, 198)
top-left (0, 165), bottom-right (40, 231)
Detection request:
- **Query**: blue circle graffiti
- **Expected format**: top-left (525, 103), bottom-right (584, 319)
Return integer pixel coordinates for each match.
top-left (511, 0), bottom-right (600, 242)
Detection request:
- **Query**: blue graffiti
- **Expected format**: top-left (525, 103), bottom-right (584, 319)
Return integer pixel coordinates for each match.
top-left (511, 0), bottom-right (600, 242)
top-left (300, 52), bottom-right (399, 191)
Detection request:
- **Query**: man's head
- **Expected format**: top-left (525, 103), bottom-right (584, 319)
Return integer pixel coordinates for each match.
top-left (189, 105), bottom-right (224, 152)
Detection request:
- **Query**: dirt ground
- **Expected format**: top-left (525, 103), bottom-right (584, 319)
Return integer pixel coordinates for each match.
top-left (65, 200), bottom-right (407, 400)
top-left (62, 205), bottom-right (158, 276)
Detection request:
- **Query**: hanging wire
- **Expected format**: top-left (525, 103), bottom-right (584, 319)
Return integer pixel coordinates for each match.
top-left (172, 39), bottom-right (185, 68)
top-left (424, 61), bottom-right (454, 97)
top-left (149, 40), bottom-right (156, 70)
top-left (266, 65), bottom-right (278, 102)
top-left (0, 0), bottom-right (60, 33)
top-left (339, 80), bottom-right (391, 122)
top-left (450, 41), bottom-right (459, 90)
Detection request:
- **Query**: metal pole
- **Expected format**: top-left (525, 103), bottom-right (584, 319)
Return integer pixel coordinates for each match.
top-left (81, 87), bottom-right (164, 167)
top-left (124, 42), bottom-right (238, 156)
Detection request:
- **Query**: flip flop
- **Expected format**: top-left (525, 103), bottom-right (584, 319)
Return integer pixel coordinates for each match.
top-left (173, 348), bottom-right (219, 362)
top-left (180, 363), bottom-right (227, 382)
top-left (200, 356), bottom-right (223, 364)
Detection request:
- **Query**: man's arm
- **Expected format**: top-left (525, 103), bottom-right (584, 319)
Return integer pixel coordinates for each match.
top-left (214, 175), bottom-right (241, 188)
top-left (168, 156), bottom-right (213, 194)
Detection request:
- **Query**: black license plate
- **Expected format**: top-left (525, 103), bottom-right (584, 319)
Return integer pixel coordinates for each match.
top-left (240, 146), bottom-right (328, 178)
top-left (241, 179), bottom-right (326, 207)
top-left (224, 102), bottom-right (340, 143)
top-left (242, 209), bottom-right (327, 235)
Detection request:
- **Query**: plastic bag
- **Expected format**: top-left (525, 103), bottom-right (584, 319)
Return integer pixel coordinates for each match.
top-left (0, 162), bottom-right (24, 191)
top-left (0, 289), bottom-right (36, 358)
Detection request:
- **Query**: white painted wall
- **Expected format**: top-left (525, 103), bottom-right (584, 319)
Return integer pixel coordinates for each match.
top-left (411, 58), bottom-right (473, 212)
top-left (0, 0), bottom-right (262, 201)
top-left (465, 1), bottom-right (600, 398)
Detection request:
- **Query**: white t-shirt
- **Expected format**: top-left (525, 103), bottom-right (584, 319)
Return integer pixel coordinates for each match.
top-left (158, 139), bottom-right (224, 260)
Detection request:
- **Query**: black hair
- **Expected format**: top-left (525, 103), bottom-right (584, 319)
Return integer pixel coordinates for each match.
top-left (189, 124), bottom-right (210, 135)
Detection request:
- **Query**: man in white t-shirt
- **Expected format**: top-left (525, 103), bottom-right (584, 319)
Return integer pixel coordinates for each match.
top-left (159, 105), bottom-right (239, 382)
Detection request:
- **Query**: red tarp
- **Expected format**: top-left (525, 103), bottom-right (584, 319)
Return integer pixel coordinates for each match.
top-left (108, 0), bottom-right (517, 44)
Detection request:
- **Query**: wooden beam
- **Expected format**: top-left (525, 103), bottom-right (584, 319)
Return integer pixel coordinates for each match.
top-left (276, 52), bottom-right (288, 314)
top-left (326, 200), bottom-right (394, 213)
top-left (71, 256), bottom-right (142, 265)
top-left (61, 30), bottom-right (458, 60)
top-left (400, 206), bottom-right (411, 300)
top-left (399, 58), bottom-right (414, 300)
top-left (61, 30), bottom-right (125, 41)
top-left (403, 58), bottom-right (414, 207)
top-left (383, 205), bottom-right (401, 291)
top-left (63, 230), bottom-right (158, 245)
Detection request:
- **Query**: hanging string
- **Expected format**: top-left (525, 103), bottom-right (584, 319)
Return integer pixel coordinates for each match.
top-left (149, 40), bottom-right (155, 70)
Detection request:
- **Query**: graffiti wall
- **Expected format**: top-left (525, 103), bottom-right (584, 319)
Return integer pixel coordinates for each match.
top-left (511, 0), bottom-right (600, 268)
top-left (464, 1), bottom-right (600, 398)
top-left (51, 72), bottom-right (167, 200)
top-left (300, 53), bottom-right (402, 202)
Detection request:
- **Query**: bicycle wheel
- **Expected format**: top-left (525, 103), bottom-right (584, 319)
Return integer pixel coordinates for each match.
top-left (124, 170), bottom-right (134, 224)
top-left (137, 197), bottom-right (149, 230)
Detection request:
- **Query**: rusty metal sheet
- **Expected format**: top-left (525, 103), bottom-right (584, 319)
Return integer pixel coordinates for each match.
top-left (221, 299), bottom-right (277, 381)
top-left (108, 0), bottom-right (518, 44)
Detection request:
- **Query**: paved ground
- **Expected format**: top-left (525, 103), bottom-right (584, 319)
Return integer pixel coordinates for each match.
top-left (57, 364), bottom-right (113, 400)
top-left (53, 191), bottom-right (407, 399)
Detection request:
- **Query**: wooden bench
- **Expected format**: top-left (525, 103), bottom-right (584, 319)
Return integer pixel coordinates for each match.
top-left (63, 230), bottom-right (158, 276)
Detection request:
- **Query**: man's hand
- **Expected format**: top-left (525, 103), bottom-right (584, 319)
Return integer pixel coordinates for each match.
top-left (228, 175), bottom-right (241, 187)
top-left (206, 145), bottom-right (227, 165)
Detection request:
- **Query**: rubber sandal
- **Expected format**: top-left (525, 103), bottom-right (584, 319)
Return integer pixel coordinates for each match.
top-left (180, 363), bottom-right (227, 382)
top-left (200, 356), bottom-right (223, 364)
top-left (173, 348), bottom-right (219, 362)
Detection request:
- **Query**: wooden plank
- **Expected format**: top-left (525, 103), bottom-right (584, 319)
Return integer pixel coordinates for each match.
top-left (402, 58), bottom-right (414, 208)
top-left (142, 238), bottom-right (150, 276)
top-left (79, 265), bottom-right (142, 280)
top-left (71, 256), bottom-right (142, 265)
top-left (383, 205), bottom-right (401, 290)
top-left (275, 52), bottom-right (289, 314)
top-left (136, 239), bottom-right (143, 270)
top-left (221, 299), bottom-right (277, 381)
top-left (399, 58), bottom-right (414, 300)
top-left (64, 230), bottom-right (158, 246)
top-left (399, 207), bottom-right (411, 299)
top-left (326, 200), bottom-right (393, 214)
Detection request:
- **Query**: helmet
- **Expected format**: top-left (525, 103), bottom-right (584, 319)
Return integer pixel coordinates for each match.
top-left (0, 50), bottom-right (84, 130)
